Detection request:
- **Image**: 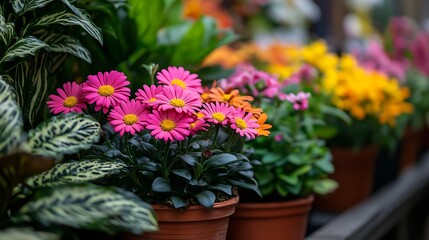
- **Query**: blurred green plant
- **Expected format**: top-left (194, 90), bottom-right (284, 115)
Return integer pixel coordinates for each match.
top-left (64, 0), bottom-right (236, 91)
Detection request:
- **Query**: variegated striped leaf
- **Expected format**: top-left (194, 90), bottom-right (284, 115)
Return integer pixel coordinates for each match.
top-left (15, 0), bottom-right (56, 15)
top-left (0, 15), bottom-right (15, 50)
top-left (0, 36), bottom-right (47, 63)
top-left (60, 0), bottom-right (88, 19)
top-left (0, 228), bottom-right (59, 240)
top-left (26, 113), bottom-right (101, 158)
top-left (28, 11), bottom-right (103, 45)
top-left (13, 54), bottom-right (49, 126)
top-left (13, 185), bottom-right (158, 235)
top-left (11, 0), bottom-right (25, 14)
top-left (0, 77), bottom-right (24, 156)
top-left (20, 159), bottom-right (126, 189)
top-left (46, 36), bottom-right (91, 63)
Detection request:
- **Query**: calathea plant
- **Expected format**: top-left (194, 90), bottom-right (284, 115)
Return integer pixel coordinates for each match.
top-left (0, 0), bottom-right (103, 128)
top-left (0, 78), bottom-right (158, 238)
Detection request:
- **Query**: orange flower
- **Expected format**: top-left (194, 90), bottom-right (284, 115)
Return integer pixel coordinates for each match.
top-left (255, 113), bottom-right (271, 136)
top-left (209, 87), bottom-right (254, 106)
top-left (239, 101), bottom-right (263, 117)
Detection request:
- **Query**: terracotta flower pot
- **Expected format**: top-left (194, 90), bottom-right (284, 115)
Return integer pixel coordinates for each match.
top-left (226, 195), bottom-right (314, 240)
top-left (399, 127), bottom-right (423, 172)
top-left (123, 196), bottom-right (239, 240)
top-left (314, 145), bottom-right (378, 212)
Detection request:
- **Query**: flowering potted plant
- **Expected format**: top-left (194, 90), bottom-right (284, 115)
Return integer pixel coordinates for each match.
top-left (46, 65), bottom-right (264, 240)
top-left (200, 64), bottom-right (338, 240)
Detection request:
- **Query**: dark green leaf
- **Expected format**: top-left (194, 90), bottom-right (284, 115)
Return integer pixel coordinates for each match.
top-left (170, 195), bottom-right (186, 208)
top-left (152, 177), bottom-right (171, 192)
top-left (210, 184), bottom-right (232, 195)
top-left (171, 169), bottom-right (192, 180)
top-left (196, 190), bottom-right (216, 208)
top-left (203, 153), bottom-right (238, 169)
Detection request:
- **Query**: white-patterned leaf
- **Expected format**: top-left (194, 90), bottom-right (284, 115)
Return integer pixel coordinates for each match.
top-left (29, 11), bottom-right (103, 44)
top-left (13, 54), bottom-right (49, 126)
top-left (46, 36), bottom-right (91, 63)
top-left (26, 113), bottom-right (101, 158)
top-left (0, 228), bottom-right (59, 240)
top-left (0, 15), bottom-right (15, 50)
top-left (11, 0), bottom-right (25, 14)
top-left (21, 160), bottom-right (126, 189)
top-left (0, 77), bottom-right (24, 156)
top-left (0, 36), bottom-right (47, 63)
top-left (13, 185), bottom-right (158, 235)
top-left (16, 0), bottom-right (56, 15)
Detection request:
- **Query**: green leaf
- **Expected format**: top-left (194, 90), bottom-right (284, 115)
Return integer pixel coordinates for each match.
top-left (179, 154), bottom-right (197, 166)
top-left (321, 105), bottom-right (352, 124)
top-left (171, 169), bottom-right (192, 180)
top-left (28, 11), bottom-right (103, 45)
top-left (261, 153), bottom-right (282, 164)
top-left (313, 179), bottom-right (338, 195)
top-left (196, 190), bottom-right (216, 208)
top-left (18, 159), bottom-right (126, 189)
top-left (152, 177), bottom-right (171, 192)
top-left (46, 35), bottom-right (91, 63)
top-left (0, 77), bottom-right (24, 156)
top-left (0, 228), bottom-right (59, 240)
top-left (12, 185), bottom-right (158, 235)
top-left (227, 179), bottom-right (261, 197)
top-left (203, 153), bottom-right (239, 170)
top-left (11, 0), bottom-right (25, 14)
top-left (0, 15), bottom-right (15, 50)
top-left (15, 0), bottom-right (56, 15)
top-left (170, 195), bottom-right (186, 208)
top-left (292, 165), bottom-right (311, 176)
top-left (0, 36), bottom-right (47, 63)
top-left (26, 113), bottom-right (101, 159)
top-left (210, 183), bottom-right (232, 195)
top-left (275, 182), bottom-right (288, 197)
top-left (278, 174), bottom-right (298, 185)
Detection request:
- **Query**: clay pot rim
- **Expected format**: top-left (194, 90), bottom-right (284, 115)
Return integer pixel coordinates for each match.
top-left (151, 195), bottom-right (239, 210)
top-left (235, 194), bottom-right (314, 209)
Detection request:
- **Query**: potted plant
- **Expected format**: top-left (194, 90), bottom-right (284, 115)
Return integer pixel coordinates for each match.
top-left (204, 64), bottom-right (339, 240)
top-left (45, 65), bottom-right (265, 240)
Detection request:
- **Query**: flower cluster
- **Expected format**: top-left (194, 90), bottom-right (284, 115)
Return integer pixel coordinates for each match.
top-left (47, 66), bottom-right (268, 208)
top-left (47, 67), bottom-right (269, 141)
top-left (211, 62), bottom-right (337, 199)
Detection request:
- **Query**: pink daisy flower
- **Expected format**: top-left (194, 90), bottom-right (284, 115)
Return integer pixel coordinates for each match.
top-left (201, 102), bottom-right (235, 126)
top-left (230, 108), bottom-right (259, 139)
top-left (47, 81), bottom-right (87, 114)
top-left (284, 92), bottom-right (311, 111)
top-left (155, 85), bottom-right (202, 114)
top-left (156, 66), bottom-right (203, 94)
top-left (189, 112), bottom-right (209, 135)
top-left (109, 99), bottom-right (148, 136)
top-left (82, 70), bottom-right (131, 114)
top-left (135, 84), bottom-right (163, 107)
top-left (146, 109), bottom-right (194, 142)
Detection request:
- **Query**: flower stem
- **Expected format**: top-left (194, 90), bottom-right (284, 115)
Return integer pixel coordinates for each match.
top-left (162, 141), bottom-right (171, 178)
top-left (209, 125), bottom-right (221, 149)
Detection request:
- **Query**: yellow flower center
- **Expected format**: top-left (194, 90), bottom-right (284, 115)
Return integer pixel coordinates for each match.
top-left (149, 97), bottom-right (156, 103)
top-left (98, 85), bottom-right (115, 96)
top-left (236, 118), bottom-right (247, 130)
top-left (123, 114), bottom-right (138, 125)
top-left (223, 94), bottom-right (232, 101)
top-left (169, 98), bottom-right (185, 108)
top-left (63, 96), bottom-right (77, 108)
top-left (190, 122), bottom-right (196, 129)
top-left (171, 78), bottom-right (187, 89)
top-left (212, 112), bottom-right (225, 122)
top-left (201, 93), bottom-right (209, 102)
top-left (161, 119), bottom-right (176, 131)
top-left (196, 112), bottom-right (204, 119)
